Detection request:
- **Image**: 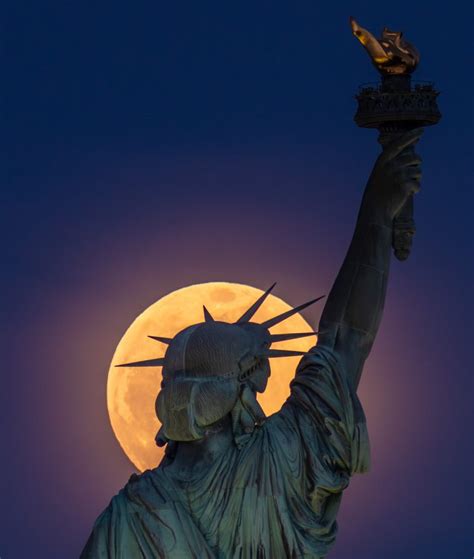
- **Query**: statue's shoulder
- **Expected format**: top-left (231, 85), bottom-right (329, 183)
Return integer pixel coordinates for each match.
top-left (121, 466), bottom-right (173, 506)
top-left (81, 466), bottom-right (216, 558)
top-left (294, 345), bottom-right (340, 376)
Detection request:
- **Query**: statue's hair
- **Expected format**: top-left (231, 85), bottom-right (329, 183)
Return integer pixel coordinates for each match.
top-left (156, 376), bottom-right (240, 441)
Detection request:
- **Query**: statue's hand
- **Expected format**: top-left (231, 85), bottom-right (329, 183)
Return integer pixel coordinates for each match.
top-left (360, 128), bottom-right (423, 226)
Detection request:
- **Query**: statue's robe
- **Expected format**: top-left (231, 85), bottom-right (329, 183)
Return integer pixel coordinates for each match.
top-left (81, 347), bottom-right (370, 558)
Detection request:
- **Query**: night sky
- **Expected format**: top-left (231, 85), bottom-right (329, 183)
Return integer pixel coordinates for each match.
top-left (3, 2), bottom-right (473, 558)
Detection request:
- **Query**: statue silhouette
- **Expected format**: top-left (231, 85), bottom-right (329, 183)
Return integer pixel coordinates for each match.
top-left (81, 127), bottom-right (424, 558)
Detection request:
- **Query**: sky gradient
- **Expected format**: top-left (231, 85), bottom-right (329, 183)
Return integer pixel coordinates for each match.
top-left (3, 2), bottom-right (473, 558)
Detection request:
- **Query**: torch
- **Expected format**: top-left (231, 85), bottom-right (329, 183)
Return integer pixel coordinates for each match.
top-left (350, 17), bottom-right (441, 261)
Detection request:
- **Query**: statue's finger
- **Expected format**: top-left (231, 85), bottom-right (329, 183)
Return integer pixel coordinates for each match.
top-left (384, 128), bottom-right (424, 162)
top-left (397, 153), bottom-right (422, 167)
top-left (404, 168), bottom-right (422, 184)
top-left (406, 179), bottom-right (421, 194)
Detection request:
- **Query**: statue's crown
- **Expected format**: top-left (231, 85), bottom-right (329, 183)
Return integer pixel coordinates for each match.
top-left (116, 283), bottom-right (324, 380)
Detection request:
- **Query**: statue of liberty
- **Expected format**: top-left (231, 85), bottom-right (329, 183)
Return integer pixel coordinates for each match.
top-left (80, 17), bottom-right (438, 557)
top-left (81, 124), bottom-right (424, 558)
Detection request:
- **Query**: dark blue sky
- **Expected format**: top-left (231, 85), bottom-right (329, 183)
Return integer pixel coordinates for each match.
top-left (3, 2), bottom-right (473, 558)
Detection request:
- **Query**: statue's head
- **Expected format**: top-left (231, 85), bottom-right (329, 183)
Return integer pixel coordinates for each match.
top-left (117, 284), bottom-right (322, 447)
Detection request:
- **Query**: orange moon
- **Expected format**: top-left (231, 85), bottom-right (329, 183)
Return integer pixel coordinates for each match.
top-left (107, 282), bottom-right (317, 472)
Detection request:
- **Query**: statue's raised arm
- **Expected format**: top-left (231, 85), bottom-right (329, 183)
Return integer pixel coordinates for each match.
top-left (317, 128), bottom-right (423, 390)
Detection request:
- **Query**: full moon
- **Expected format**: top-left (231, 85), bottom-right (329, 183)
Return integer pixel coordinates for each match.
top-left (107, 282), bottom-right (317, 471)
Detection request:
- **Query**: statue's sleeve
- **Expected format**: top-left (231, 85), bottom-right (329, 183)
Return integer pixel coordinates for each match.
top-left (279, 345), bottom-right (370, 477)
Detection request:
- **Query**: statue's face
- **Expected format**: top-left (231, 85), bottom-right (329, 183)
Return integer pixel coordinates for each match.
top-left (246, 358), bottom-right (271, 393)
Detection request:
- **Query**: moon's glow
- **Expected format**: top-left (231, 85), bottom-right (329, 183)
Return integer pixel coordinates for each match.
top-left (107, 282), bottom-right (317, 471)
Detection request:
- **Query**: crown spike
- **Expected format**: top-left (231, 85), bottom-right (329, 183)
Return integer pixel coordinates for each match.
top-left (236, 282), bottom-right (277, 324)
top-left (258, 349), bottom-right (308, 358)
top-left (148, 336), bottom-right (172, 345)
top-left (115, 357), bottom-right (165, 368)
top-left (203, 305), bottom-right (214, 322)
top-left (260, 295), bottom-right (325, 329)
top-left (269, 331), bottom-right (317, 343)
